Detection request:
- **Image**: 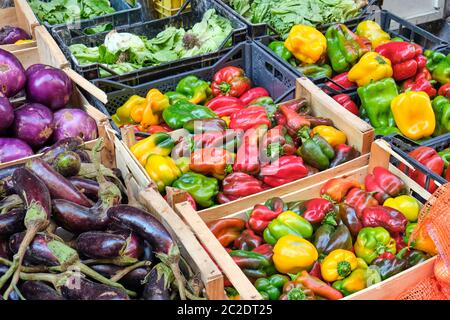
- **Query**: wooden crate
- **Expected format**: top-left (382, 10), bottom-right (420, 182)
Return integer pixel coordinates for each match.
top-left (121, 82), bottom-right (374, 218)
top-left (172, 139), bottom-right (435, 300)
top-left (0, 0), bottom-right (39, 52)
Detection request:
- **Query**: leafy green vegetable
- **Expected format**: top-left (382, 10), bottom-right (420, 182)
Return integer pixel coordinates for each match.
top-left (69, 9), bottom-right (234, 76)
top-left (30, 0), bottom-right (116, 25)
top-left (229, 0), bottom-right (367, 38)
top-left (84, 23), bottom-right (113, 35)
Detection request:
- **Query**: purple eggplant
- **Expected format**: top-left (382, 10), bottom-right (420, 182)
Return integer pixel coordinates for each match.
top-left (13, 103), bottom-right (54, 148)
top-left (69, 177), bottom-right (99, 201)
top-left (0, 209), bottom-right (25, 236)
top-left (52, 200), bottom-right (110, 234)
top-left (107, 205), bottom-right (173, 255)
top-left (0, 26), bottom-right (30, 45)
top-left (91, 264), bottom-right (150, 293)
top-left (75, 149), bottom-right (91, 163)
top-left (60, 275), bottom-right (129, 300)
top-left (53, 151), bottom-right (81, 177)
top-left (40, 137), bottom-right (84, 164)
top-left (0, 138), bottom-right (33, 163)
top-left (21, 281), bottom-right (65, 300)
top-left (9, 233), bottom-right (59, 266)
top-left (0, 239), bottom-right (11, 259)
top-left (142, 240), bottom-right (155, 263)
top-left (0, 264), bottom-right (8, 276)
top-left (0, 167), bottom-right (52, 297)
top-left (0, 164), bottom-right (21, 180)
top-left (142, 265), bottom-right (170, 300)
top-left (26, 157), bottom-right (92, 207)
top-left (0, 93), bottom-right (14, 133)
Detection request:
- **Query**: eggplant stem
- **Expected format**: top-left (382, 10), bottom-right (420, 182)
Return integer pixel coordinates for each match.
top-left (1, 224), bottom-right (40, 298)
top-left (0, 257), bottom-right (53, 273)
top-left (77, 262), bottom-right (137, 297)
top-left (110, 261), bottom-right (151, 282)
top-left (19, 272), bottom-right (58, 287)
top-left (13, 284), bottom-right (26, 300)
top-left (82, 258), bottom-right (136, 267)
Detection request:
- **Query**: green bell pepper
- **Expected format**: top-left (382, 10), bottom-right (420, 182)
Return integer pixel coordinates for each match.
top-left (354, 227), bottom-right (397, 264)
top-left (164, 91), bottom-right (189, 105)
top-left (439, 148), bottom-right (450, 170)
top-left (254, 274), bottom-right (289, 300)
top-left (268, 41), bottom-right (293, 62)
top-left (229, 250), bottom-right (276, 280)
top-left (297, 63), bottom-right (333, 79)
top-left (168, 75), bottom-right (212, 105)
top-left (162, 100), bottom-right (218, 129)
top-left (325, 24), bottom-right (369, 73)
top-left (297, 127), bottom-right (335, 170)
top-left (433, 53), bottom-right (450, 85)
top-left (424, 49), bottom-right (447, 73)
top-left (263, 211), bottom-right (313, 245)
top-left (172, 172), bottom-right (219, 208)
top-left (357, 78), bottom-right (398, 129)
top-left (432, 96), bottom-right (450, 137)
top-left (374, 126), bottom-right (401, 137)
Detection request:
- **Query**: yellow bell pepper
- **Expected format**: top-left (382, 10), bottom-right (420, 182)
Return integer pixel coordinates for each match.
top-left (222, 116), bottom-right (231, 127)
top-left (284, 25), bottom-right (327, 64)
top-left (146, 89), bottom-right (170, 114)
top-left (356, 21), bottom-right (391, 48)
top-left (15, 39), bottom-right (34, 44)
top-left (130, 132), bottom-right (174, 166)
top-left (311, 125), bottom-right (347, 147)
top-left (383, 195), bottom-right (420, 222)
top-left (348, 52), bottom-right (393, 87)
top-left (391, 91), bottom-right (436, 140)
top-left (321, 249), bottom-right (358, 282)
top-left (144, 154), bottom-right (181, 192)
top-left (273, 235), bottom-right (318, 274)
top-left (112, 95), bottom-right (145, 127)
top-left (140, 102), bottom-right (160, 130)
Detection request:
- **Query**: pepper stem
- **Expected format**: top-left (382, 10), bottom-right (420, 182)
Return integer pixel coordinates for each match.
top-left (337, 261), bottom-right (352, 278)
top-left (287, 287), bottom-right (306, 300)
top-left (219, 82), bottom-right (231, 94)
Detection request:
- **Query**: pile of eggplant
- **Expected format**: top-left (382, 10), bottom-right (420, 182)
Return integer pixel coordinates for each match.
top-left (0, 137), bottom-right (204, 300)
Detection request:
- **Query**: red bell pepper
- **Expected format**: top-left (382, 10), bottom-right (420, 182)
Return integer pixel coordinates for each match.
top-left (330, 144), bottom-right (361, 168)
top-left (260, 125), bottom-right (297, 163)
top-left (248, 204), bottom-right (283, 234)
top-left (279, 104), bottom-right (311, 136)
top-left (375, 42), bottom-right (425, 81)
top-left (205, 96), bottom-right (245, 117)
top-left (239, 87), bottom-right (270, 106)
top-left (260, 155), bottom-right (308, 187)
top-left (364, 166), bottom-right (407, 203)
top-left (309, 261), bottom-right (323, 280)
top-left (233, 125), bottom-right (268, 175)
top-left (229, 106), bottom-right (272, 131)
top-left (303, 198), bottom-right (336, 225)
top-left (324, 72), bottom-right (356, 92)
top-left (392, 232), bottom-right (407, 252)
top-left (234, 229), bottom-right (263, 251)
top-left (222, 172), bottom-right (267, 199)
top-left (211, 66), bottom-right (252, 97)
top-left (332, 94), bottom-right (359, 116)
top-left (438, 83), bottom-right (450, 98)
top-left (189, 148), bottom-right (234, 180)
top-left (344, 187), bottom-right (379, 218)
top-left (399, 146), bottom-right (444, 193)
top-left (362, 205), bottom-right (408, 234)
top-left (320, 178), bottom-right (361, 202)
top-left (207, 218), bottom-right (246, 247)
top-left (253, 244), bottom-right (274, 261)
top-left (402, 68), bottom-right (437, 97)
top-left (193, 129), bottom-right (244, 150)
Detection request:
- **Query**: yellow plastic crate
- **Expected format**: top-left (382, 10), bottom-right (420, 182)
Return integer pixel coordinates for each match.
top-left (153, 0), bottom-right (190, 18)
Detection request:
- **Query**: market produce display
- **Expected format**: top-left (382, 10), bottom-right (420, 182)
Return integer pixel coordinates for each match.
top-left (0, 139), bottom-right (203, 300)
top-left (267, 19), bottom-right (450, 140)
top-left (207, 167), bottom-right (436, 300)
top-left (69, 9), bottom-right (234, 76)
top-left (227, 0), bottom-right (369, 37)
top-left (113, 66), bottom-right (361, 208)
top-left (0, 26), bottom-right (32, 45)
top-left (0, 49), bottom-right (98, 164)
top-left (29, 0), bottom-right (116, 25)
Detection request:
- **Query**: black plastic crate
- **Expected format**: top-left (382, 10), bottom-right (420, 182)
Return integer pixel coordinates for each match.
top-left (29, 0), bottom-right (143, 30)
top-left (216, 0), bottom-right (380, 39)
top-left (255, 10), bottom-right (449, 82)
top-left (91, 41), bottom-right (297, 132)
top-left (52, 0), bottom-right (247, 81)
top-left (383, 134), bottom-right (449, 192)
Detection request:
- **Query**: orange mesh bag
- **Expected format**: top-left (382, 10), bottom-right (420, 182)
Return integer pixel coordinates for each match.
top-left (397, 183), bottom-right (450, 300)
